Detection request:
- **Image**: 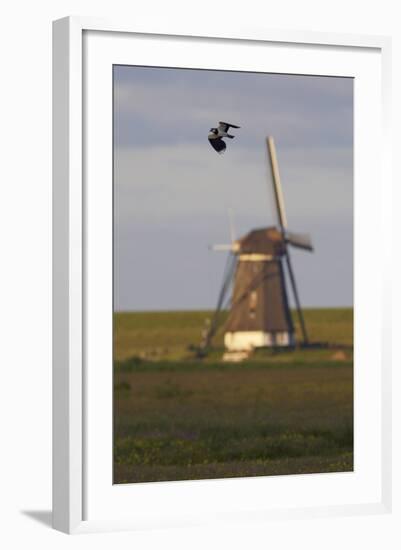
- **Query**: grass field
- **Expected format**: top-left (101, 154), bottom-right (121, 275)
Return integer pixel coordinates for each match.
top-left (113, 308), bottom-right (353, 483)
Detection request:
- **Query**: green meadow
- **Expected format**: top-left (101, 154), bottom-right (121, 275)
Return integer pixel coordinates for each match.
top-left (113, 308), bottom-right (353, 483)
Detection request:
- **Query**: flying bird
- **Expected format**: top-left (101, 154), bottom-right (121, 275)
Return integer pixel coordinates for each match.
top-left (208, 121), bottom-right (240, 154)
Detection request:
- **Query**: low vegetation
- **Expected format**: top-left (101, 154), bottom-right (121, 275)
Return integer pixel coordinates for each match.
top-left (113, 308), bottom-right (353, 483)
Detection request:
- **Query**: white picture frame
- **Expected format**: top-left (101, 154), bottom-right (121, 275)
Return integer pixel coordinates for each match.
top-left (52, 16), bottom-right (392, 534)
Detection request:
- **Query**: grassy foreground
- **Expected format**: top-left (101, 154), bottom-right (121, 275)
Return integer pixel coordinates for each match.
top-left (114, 308), bottom-right (353, 484)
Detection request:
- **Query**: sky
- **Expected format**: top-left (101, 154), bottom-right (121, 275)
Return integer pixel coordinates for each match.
top-left (113, 65), bottom-right (353, 311)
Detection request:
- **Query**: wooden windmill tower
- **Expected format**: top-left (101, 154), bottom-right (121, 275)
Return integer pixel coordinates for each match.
top-left (203, 137), bottom-right (313, 359)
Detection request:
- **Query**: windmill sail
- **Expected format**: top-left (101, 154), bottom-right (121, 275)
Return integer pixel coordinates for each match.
top-left (286, 232), bottom-right (313, 251)
top-left (267, 136), bottom-right (288, 230)
top-left (266, 136), bottom-right (311, 345)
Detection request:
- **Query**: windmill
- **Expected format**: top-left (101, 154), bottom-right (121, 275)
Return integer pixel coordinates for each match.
top-left (201, 137), bottom-right (313, 359)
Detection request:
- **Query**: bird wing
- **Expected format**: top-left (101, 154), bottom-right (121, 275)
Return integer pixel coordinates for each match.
top-left (209, 137), bottom-right (226, 154)
top-left (219, 121), bottom-right (240, 131)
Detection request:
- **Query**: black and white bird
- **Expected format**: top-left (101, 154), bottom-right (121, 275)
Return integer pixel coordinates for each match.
top-left (208, 121), bottom-right (240, 154)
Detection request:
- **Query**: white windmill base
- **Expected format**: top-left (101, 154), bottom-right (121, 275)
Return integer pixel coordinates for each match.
top-left (223, 330), bottom-right (295, 360)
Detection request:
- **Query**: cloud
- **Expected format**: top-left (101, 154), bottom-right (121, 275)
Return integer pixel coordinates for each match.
top-left (114, 143), bottom-right (352, 227)
top-left (113, 66), bottom-right (353, 150)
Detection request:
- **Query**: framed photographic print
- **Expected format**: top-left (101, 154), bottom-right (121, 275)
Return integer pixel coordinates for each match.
top-left (52, 17), bottom-right (392, 534)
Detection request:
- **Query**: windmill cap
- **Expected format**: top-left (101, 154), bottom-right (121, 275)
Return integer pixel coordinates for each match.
top-left (237, 227), bottom-right (286, 256)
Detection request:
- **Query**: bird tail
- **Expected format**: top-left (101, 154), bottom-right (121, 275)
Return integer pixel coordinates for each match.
top-left (226, 134), bottom-right (235, 139)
